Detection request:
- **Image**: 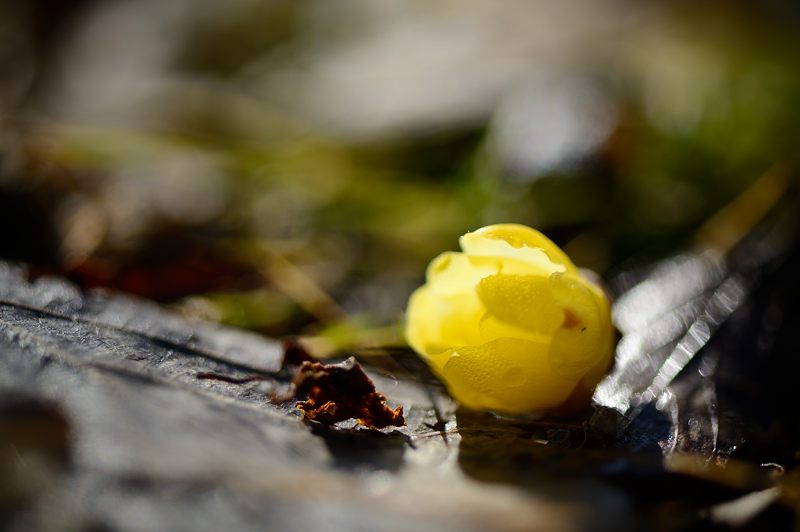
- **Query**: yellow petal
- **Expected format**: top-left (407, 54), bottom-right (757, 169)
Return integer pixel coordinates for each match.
top-left (476, 274), bottom-right (564, 336)
top-left (441, 338), bottom-right (577, 413)
top-left (547, 272), bottom-right (613, 379)
top-left (405, 285), bottom-right (484, 360)
top-left (425, 252), bottom-right (497, 294)
top-left (478, 314), bottom-right (546, 344)
top-left (460, 224), bottom-right (577, 274)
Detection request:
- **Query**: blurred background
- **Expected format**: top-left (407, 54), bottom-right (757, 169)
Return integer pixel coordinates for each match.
top-left (1, 0), bottom-right (799, 351)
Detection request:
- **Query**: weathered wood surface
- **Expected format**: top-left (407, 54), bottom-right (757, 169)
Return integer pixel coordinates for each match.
top-left (0, 263), bottom-right (630, 532)
top-left (1, 196), bottom-right (799, 531)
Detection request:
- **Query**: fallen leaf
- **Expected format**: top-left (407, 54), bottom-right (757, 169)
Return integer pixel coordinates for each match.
top-left (291, 357), bottom-right (405, 429)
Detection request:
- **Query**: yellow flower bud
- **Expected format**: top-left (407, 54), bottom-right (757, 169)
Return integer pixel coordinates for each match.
top-left (405, 224), bottom-right (614, 415)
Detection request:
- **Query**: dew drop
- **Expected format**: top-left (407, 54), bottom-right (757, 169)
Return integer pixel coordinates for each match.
top-left (502, 366), bottom-right (526, 387)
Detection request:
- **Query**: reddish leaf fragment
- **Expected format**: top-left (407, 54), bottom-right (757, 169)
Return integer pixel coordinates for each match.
top-left (292, 357), bottom-right (405, 429)
top-left (280, 337), bottom-right (317, 370)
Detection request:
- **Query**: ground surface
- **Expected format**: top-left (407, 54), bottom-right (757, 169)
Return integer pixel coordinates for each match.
top-left (1, 216), bottom-right (799, 532)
